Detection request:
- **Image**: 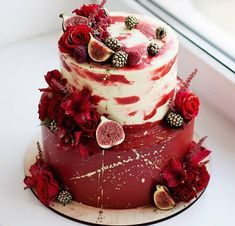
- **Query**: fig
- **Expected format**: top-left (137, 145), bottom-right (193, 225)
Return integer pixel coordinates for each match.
top-left (153, 185), bottom-right (175, 210)
top-left (96, 116), bottom-right (125, 149)
top-left (59, 14), bottom-right (88, 32)
top-left (88, 36), bottom-right (114, 62)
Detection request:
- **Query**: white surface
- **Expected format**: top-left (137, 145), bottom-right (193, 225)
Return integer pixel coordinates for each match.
top-left (0, 32), bottom-right (235, 226)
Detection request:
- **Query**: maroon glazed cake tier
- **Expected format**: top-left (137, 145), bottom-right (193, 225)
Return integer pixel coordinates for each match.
top-left (42, 119), bottom-right (194, 209)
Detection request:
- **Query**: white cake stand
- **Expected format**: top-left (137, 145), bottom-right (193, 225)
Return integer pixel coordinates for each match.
top-left (24, 136), bottom-right (210, 226)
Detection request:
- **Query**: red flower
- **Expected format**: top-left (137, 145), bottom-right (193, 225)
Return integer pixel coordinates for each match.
top-left (185, 141), bottom-right (211, 167)
top-left (171, 183), bottom-right (197, 203)
top-left (58, 25), bottom-right (91, 54)
top-left (38, 93), bottom-right (65, 122)
top-left (80, 110), bottom-right (101, 136)
top-left (175, 89), bottom-right (200, 120)
top-left (24, 158), bottom-right (59, 206)
top-left (45, 70), bottom-right (67, 93)
top-left (161, 159), bottom-right (186, 187)
top-left (61, 88), bottom-right (92, 124)
top-left (186, 165), bottom-right (210, 192)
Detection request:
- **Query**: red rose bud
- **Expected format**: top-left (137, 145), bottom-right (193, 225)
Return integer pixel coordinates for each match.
top-left (74, 46), bottom-right (87, 63)
top-left (127, 51), bottom-right (141, 66)
top-left (175, 89), bottom-right (200, 120)
top-left (171, 182), bottom-right (197, 203)
top-left (58, 25), bottom-right (91, 54)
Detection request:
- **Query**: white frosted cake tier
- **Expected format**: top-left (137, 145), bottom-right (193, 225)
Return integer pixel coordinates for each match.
top-left (60, 12), bottom-right (179, 125)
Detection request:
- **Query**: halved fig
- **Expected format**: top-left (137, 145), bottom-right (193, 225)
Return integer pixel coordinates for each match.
top-left (153, 185), bottom-right (175, 210)
top-left (59, 14), bottom-right (88, 32)
top-left (88, 36), bottom-right (114, 62)
top-left (96, 116), bottom-right (125, 149)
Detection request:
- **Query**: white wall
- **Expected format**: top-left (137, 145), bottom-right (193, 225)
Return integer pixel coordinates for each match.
top-left (0, 0), bottom-right (94, 46)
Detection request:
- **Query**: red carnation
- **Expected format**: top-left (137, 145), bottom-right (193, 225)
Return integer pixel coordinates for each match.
top-left (24, 158), bottom-right (59, 206)
top-left (161, 159), bottom-right (186, 187)
top-left (61, 88), bottom-right (92, 124)
top-left (175, 89), bottom-right (200, 120)
top-left (186, 165), bottom-right (210, 192)
top-left (171, 183), bottom-right (197, 203)
top-left (58, 25), bottom-right (91, 54)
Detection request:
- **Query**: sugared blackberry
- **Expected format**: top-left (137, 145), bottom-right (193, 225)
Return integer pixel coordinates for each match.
top-left (57, 190), bottom-right (72, 205)
top-left (165, 112), bottom-right (184, 128)
top-left (49, 120), bottom-right (57, 133)
top-left (156, 27), bottom-right (167, 40)
top-left (105, 37), bottom-right (121, 51)
top-left (112, 51), bottom-right (128, 68)
top-left (125, 15), bottom-right (138, 30)
top-left (147, 42), bottom-right (160, 56)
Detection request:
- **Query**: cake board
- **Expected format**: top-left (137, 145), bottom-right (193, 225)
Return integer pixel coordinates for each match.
top-left (24, 135), bottom-right (210, 226)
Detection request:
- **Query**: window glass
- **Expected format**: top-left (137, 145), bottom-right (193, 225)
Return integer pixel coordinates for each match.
top-left (136, 0), bottom-right (235, 72)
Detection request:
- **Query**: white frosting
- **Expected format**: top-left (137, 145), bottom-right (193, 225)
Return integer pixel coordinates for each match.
top-left (60, 13), bottom-right (179, 125)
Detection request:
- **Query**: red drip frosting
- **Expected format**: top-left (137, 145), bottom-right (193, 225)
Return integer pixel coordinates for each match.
top-left (151, 55), bottom-right (177, 80)
top-left (115, 96), bottom-right (140, 105)
top-left (71, 63), bottom-right (133, 85)
top-left (143, 89), bottom-right (175, 121)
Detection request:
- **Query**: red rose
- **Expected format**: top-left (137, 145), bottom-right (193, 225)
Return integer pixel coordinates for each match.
top-left (171, 183), bottom-right (197, 203)
top-left (38, 93), bottom-right (51, 121)
top-left (175, 89), bottom-right (200, 120)
top-left (24, 158), bottom-right (59, 206)
top-left (58, 25), bottom-right (91, 54)
top-left (35, 170), bottom-right (59, 206)
top-left (186, 165), bottom-right (210, 192)
top-left (38, 93), bottom-right (65, 122)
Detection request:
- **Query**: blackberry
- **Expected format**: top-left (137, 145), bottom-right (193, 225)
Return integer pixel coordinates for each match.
top-left (57, 190), bottom-right (72, 205)
top-left (105, 37), bottom-right (121, 51)
top-left (147, 42), bottom-right (159, 56)
top-left (156, 27), bottom-right (167, 40)
top-left (49, 120), bottom-right (57, 133)
top-left (125, 15), bottom-right (138, 30)
top-left (165, 112), bottom-right (184, 128)
top-left (112, 51), bottom-right (128, 68)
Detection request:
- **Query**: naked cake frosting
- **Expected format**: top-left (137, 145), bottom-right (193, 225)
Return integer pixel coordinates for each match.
top-left (24, 1), bottom-right (211, 212)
